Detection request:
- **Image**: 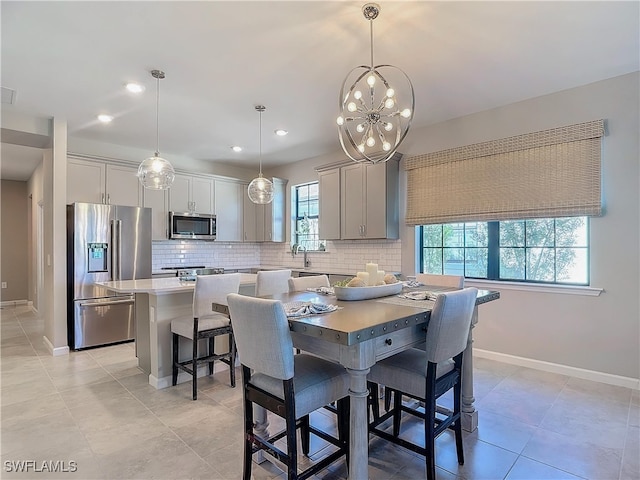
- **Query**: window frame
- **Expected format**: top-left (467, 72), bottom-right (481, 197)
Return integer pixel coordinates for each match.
top-left (419, 217), bottom-right (590, 286)
top-left (293, 181), bottom-right (321, 251)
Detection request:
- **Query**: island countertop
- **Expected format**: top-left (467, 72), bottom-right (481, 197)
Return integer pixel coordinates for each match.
top-left (96, 273), bottom-right (257, 295)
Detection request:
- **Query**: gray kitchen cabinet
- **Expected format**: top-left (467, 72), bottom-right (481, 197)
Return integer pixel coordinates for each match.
top-left (341, 159), bottom-right (399, 239)
top-left (169, 174), bottom-right (214, 214)
top-left (316, 156), bottom-right (399, 240)
top-left (67, 156), bottom-right (141, 207)
top-left (143, 188), bottom-right (168, 240)
top-left (317, 168), bottom-right (341, 240)
top-left (261, 177), bottom-right (288, 242)
top-left (243, 177), bottom-right (288, 242)
top-left (243, 190), bottom-right (258, 242)
top-left (214, 179), bottom-right (244, 242)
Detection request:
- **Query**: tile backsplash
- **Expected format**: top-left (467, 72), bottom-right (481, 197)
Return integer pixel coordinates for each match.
top-left (152, 239), bottom-right (401, 274)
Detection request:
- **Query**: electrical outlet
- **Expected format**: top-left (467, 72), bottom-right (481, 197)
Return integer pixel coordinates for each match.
top-left (1, 282), bottom-right (7, 289)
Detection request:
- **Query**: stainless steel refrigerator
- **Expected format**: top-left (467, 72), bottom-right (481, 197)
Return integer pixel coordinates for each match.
top-left (67, 202), bottom-right (152, 350)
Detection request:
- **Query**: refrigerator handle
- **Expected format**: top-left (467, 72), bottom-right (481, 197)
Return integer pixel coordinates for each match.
top-left (116, 219), bottom-right (122, 280)
top-left (110, 219), bottom-right (122, 281)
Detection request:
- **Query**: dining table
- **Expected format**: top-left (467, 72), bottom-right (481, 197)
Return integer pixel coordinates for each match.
top-left (259, 284), bottom-right (500, 480)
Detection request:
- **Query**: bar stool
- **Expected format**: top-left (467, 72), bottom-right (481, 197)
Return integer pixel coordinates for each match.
top-left (288, 274), bottom-right (330, 292)
top-left (255, 269), bottom-right (292, 297)
top-left (227, 293), bottom-right (350, 480)
top-left (368, 287), bottom-right (478, 480)
top-left (171, 273), bottom-right (240, 400)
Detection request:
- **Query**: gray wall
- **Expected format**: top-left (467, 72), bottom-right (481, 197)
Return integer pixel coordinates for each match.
top-left (0, 180), bottom-right (29, 301)
top-left (273, 72), bottom-right (640, 381)
top-left (400, 72), bottom-right (639, 380)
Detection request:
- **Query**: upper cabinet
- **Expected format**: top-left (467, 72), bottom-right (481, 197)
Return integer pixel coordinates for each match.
top-left (261, 177), bottom-right (288, 242)
top-left (317, 168), bottom-right (341, 240)
top-left (242, 177), bottom-right (288, 242)
top-left (317, 155), bottom-right (400, 240)
top-left (169, 174), bottom-right (214, 214)
top-left (214, 178), bottom-right (244, 242)
top-left (67, 156), bottom-right (141, 207)
top-left (143, 188), bottom-right (168, 241)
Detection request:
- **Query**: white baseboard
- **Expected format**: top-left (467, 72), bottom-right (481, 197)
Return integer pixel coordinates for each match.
top-left (474, 349), bottom-right (640, 390)
top-left (0, 299), bottom-right (31, 307)
top-left (43, 336), bottom-right (70, 357)
top-left (150, 362), bottom-right (231, 390)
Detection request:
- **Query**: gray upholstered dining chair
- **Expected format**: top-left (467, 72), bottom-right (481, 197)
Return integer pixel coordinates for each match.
top-left (288, 274), bottom-right (330, 292)
top-left (255, 269), bottom-right (292, 296)
top-left (416, 273), bottom-right (464, 288)
top-left (384, 272), bottom-right (465, 410)
top-left (226, 293), bottom-right (350, 480)
top-left (368, 287), bottom-right (478, 480)
top-left (170, 273), bottom-right (240, 400)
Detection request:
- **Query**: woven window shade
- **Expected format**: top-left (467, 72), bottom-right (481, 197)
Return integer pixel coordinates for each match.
top-left (405, 120), bottom-right (604, 225)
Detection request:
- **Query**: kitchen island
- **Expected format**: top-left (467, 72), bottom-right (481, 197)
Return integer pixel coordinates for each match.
top-left (97, 274), bottom-right (256, 389)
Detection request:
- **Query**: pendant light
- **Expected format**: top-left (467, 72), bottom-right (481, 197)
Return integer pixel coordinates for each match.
top-left (137, 69), bottom-right (175, 190)
top-left (337, 3), bottom-right (415, 164)
top-left (247, 105), bottom-right (274, 204)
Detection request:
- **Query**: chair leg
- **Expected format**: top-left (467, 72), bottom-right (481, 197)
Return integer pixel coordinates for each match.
top-left (425, 395), bottom-right (437, 480)
top-left (192, 337), bottom-right (198, 401)
top-left (337, 396), bottom-right (350, 469)
top-left (453, 381), bottom-right (464, 465)
top-left (300, 415), bottom-right (310, 455)
top-left (367, 382), bottom-right (380, 422)
top-left (384, 386), bottom-right (392, 411)
top-left (242, 375), bottom-right (254, 480)
top-left (229, 332), bottom-right (236, 388)
top-left (392, 390), bottom-right (402, 437)
top-left (208, 337), bottom-right (215, 375)
top-left (172, 333), bottom-right (179, 386)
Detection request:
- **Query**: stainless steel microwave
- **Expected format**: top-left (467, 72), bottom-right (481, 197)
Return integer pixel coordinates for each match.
top-left (169, 212), bottom-right (216, 240)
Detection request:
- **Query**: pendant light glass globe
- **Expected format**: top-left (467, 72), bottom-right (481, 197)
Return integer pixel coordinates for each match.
top-left (248, 105), bottom-right (274, 204)
top-left (138, 69), bottom-right (175, 190)
top-left (138, 153), bottom-right (175, 190)
top-left (248, 174), bottom-right (274, 204)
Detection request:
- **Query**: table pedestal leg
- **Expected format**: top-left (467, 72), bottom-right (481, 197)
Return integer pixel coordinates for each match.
top-left (252, 405), bottom-right (269, 464)
top-left (461, 307), bottom-right (478, 432)
top-left (347, 367), bottom-right (370, 480)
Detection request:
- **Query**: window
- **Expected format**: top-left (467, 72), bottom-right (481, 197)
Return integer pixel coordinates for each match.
top-left (420, 217), bottom-right (589, 285)
top-left (293, 182), bottom-right (320, 250)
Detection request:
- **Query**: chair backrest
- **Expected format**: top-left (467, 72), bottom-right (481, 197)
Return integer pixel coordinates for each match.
top-left (425, 287), bottom-right (477, 364)
top-left (255, 269), bottom-right (292, 297)
top-left (288, 274), bottom-right (330, 292)
top-left (193, 273), bottom-right (241, 318)
top-left (227, 293), bottom-right (295, 380)
top-left (416, 273), bottom-right (464, 288)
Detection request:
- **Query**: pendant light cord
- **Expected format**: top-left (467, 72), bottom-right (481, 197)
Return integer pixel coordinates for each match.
top-left (369, 17), bottom-right (374, 68)
top-left (155, 75), bottom-right (160, 156)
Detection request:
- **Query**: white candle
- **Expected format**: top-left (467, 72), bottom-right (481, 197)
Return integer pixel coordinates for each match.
top-left (377, 270), bottom-right (385, 284)
top-left (356, 271), bottom-right (370, 286)
top-left (365, 263), bottom-right (378, 285)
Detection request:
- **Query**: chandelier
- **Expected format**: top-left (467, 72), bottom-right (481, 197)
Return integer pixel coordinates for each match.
top-left (137, 69), bottom-right (175, 190)
top-left (247, 105), bottom-right (274, 204)
top-left (337, 3), bottom-right (414, 164)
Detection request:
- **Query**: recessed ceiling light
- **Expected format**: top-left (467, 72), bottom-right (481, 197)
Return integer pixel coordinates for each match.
top-left (97, 114), bottom-right (114, 123)
top-left (231, 146), bottom-right (242, 152)
top-left (275, 129), bottom-right (288, 136)
top-left (125, 82), bottom-right (145, 94)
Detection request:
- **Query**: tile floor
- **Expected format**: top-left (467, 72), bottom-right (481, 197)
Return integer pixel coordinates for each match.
top-left (1, 304), bottom-right (638, 480)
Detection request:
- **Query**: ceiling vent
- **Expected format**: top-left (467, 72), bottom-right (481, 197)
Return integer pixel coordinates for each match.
top-left (1, 87), bottom-right (17, 105)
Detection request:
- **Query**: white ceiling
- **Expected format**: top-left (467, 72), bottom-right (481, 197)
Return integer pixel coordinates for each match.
top-left (2, 1), bottom-right (638, 181)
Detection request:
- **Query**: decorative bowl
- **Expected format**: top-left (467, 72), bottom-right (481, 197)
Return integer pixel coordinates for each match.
top-left (333, 282), bottom-right (402, 301)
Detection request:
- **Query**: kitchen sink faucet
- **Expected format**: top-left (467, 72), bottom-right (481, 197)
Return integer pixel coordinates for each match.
top-left (294, 244), bottom-right (311, 268)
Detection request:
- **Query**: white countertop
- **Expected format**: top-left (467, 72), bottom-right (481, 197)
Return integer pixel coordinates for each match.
top-left (97, 273), bottom-right (257, 295)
